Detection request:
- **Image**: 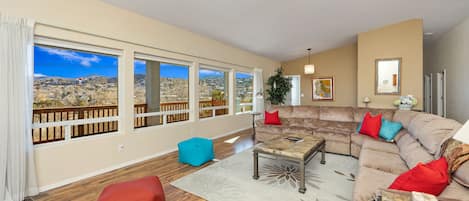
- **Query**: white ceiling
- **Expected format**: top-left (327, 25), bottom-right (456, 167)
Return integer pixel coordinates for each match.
top-left (103, 0), bottom-right (469, 62)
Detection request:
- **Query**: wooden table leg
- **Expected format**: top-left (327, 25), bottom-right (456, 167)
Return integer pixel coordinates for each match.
top-left (299, 160), bottom-right (306, 193)
top-left (321, 143), bottom-right (326, 165)
top-left (253, 151), bottom-right (259, 179)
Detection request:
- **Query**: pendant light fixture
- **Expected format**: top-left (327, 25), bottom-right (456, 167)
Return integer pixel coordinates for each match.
top-left (304, 48), bottom-right (315, 74)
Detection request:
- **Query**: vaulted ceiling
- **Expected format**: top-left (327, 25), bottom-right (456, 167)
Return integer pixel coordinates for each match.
top-left (103, 0), bottom-right (469, 61)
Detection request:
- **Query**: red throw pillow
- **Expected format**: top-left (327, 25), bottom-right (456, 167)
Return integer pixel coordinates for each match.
top-left (359, 112), bottom-right (382, 139)
top-left (264, 111), bottom-right (282, 125)
top-left (389, 157), bottom-right (449, 196)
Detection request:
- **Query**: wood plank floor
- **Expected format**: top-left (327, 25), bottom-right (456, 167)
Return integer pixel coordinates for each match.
top-left (31, 129), bottom-right (255, 201)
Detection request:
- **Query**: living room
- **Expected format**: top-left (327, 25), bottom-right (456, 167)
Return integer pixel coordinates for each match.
top-left (1, 1), bottom-right (469, 201)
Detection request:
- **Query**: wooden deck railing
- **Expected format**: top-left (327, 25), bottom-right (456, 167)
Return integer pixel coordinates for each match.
top-left (33, 100), bottom-right (229, 144)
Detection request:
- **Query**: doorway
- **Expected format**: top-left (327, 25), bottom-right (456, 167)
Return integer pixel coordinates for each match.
top-left (436, 70), bottom-right (447, 117)
top-left (285, 75), bottom-right (301, 106)
top-left (424, 74), bottom-right (432, 113)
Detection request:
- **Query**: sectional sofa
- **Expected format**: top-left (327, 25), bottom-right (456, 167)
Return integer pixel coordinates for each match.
top-left (255, 105), bottom-right (469, 201)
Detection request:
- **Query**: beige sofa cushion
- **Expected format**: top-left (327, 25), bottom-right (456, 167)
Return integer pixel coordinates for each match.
top-left (409, 114), bottom-right (461, 154)
top-left (361, 140), bottom-right (399, 154)
top-left (292, 105), bottom-right (319, 119)
top-left (315, 121), bottom-right (357, 135)
top-left (282, 127), bottom-right (313, 135)
top-left (353, 107), bottom-right (395, 122)
top-left (454, 162), bottom-right (469, 188)
top-left (351, 133), bottom-right (387, 147)
top-left (256, 125), bottom-right (284, 134)
top-left (359, 149), bottom-right (408, 174)
top-left (397, 134), bottom-right (434, 168)
top-left (392, 110), bottom-right (419, 128)
top-left (438, 181), bottom-right (469, 200)
top-left (353, 167), bottom-right (399, 201)
top-left (319, 106), bottom-right (354, 122)
top-left (269, 105), bottom-right (294, 119)
top-left (287, 118), bottom-right (306, 127)
top-left (407, 113), bottom-right (443, 138)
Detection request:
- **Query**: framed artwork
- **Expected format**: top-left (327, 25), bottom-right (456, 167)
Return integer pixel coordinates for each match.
top-left (375, 58), bottom-right (401, 95)
top-left (312, 77), bottom-right (334, 101)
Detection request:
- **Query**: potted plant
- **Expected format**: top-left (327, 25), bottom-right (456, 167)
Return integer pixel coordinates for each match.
top-left (393, 95), bottom-right (418, 110)
top-left (266, 67), bottom-right (292, 105)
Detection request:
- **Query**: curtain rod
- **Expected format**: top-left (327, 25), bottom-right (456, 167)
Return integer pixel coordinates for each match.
top-left (35, 22), bottom-right (255, 69)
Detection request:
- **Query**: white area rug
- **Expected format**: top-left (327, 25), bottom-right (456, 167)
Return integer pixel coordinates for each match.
top-left (171, 149), bottom-right (358, 201)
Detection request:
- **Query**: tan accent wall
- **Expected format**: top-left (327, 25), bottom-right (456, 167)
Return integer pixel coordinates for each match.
top-left (282, 44), bottom-right (358, 107)
top-left (1, 0), bottom-right (279, 190)
top-left (424, 17), bottom-right (469, 122)
top-left (357, 19), bottom-right (423, 110)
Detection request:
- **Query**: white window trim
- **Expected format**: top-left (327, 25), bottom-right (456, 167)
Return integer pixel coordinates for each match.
top-left (198, 65), bottom-right (231, 119)
top-left (199, 64), bottom-right (231, 72)
top-left (32, 38), bottom-right (122, 146)
top-left (134, 109), bottom-right (192, 126)
top-left (32, 116), bottom-right (120, 145)
top-left (135, 52), bottom-right (192, 66)
top-left (235, 71), bottom-right (254, 115)
top-left (35, 36), bottom-right (123, 56)
top-left (199, 105), bottom-right (230, 119)
top-left (133, 53), bottom-right (193, 129)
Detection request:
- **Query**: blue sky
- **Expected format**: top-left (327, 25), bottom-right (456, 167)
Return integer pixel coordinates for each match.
top-left (34, 45), bottom-right (252, 79)
top-left (34, 45), bottom-right (118, 78)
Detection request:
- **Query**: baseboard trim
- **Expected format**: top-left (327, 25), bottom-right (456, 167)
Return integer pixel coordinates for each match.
top-left (38, 126), bottom-right (251, 192)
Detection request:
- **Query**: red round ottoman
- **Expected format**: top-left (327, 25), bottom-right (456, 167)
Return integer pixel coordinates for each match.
top-left (98, 176), bottom-right (165, 201)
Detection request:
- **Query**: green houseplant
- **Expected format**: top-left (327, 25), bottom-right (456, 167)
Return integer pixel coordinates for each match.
top-left (266, 67), bottom-right (292, 105)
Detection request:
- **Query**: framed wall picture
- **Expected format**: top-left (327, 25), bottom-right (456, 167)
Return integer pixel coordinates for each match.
top-left (312, 77), bottom-right (334, 101)
top-left (375, 58), bottom-right (401, 95)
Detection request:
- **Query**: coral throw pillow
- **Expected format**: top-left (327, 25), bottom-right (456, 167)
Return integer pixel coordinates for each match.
top-left (389, 157), bottom-right (449, 196)
top-left (264, 111), bottom-right (282, 125)
top-left (359, 112), bottom-right (382, 139)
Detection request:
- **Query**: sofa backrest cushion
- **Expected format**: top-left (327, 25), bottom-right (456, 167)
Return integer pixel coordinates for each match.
top-left (353, 107), bottom-right (395, 122)
top-left (392, 110), bottom-right (420, 129)
top-left (292, 106), bottom-right (319, 119)
top-left (319, 107), bottom-right (354, 122)
top-left (396, 133), bottom-right (434, 168)
top-left (408, 113), bottom-right (461, 154)
top-left (453, 162), bottom-right (469, 188)
top-left (269, 105), bottom-right (294, 119)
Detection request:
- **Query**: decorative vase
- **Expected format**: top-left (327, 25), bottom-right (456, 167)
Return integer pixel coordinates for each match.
top-left (399, 104), bottom-right (413, 111)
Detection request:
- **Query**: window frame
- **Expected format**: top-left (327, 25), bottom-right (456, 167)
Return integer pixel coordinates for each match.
top-left (133, 53), bottom-right (194, 129)
top-left (234, 71), bottom-right (254, 115)
top-left (198, 64), bottom-right (231, 120)
top-left (32, 37), bottom-right (123, 146)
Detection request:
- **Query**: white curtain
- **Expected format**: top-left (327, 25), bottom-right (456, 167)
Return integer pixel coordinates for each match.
top-left (253, 69), bottom-right (264, 119)
top-left (0, 14), bottom-right (39, 201)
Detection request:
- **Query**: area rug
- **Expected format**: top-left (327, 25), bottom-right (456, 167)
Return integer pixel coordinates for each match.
top-left (171, 149), bottom-right (358, 201)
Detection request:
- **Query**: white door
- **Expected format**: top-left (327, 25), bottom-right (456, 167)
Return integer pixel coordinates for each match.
top-left (436, 70), bottom-right (447, 117)
top-left (424, 74), bottom-right (432, 113)
top-left (285, 75), bottom-right (301, 106)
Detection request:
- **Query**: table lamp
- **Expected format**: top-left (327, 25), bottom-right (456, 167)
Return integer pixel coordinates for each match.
top-left (363, 97), bottom-right (371, 108)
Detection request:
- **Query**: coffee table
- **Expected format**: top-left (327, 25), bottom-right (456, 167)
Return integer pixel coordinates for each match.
top-left (252, 133), bottom-right (326, 193)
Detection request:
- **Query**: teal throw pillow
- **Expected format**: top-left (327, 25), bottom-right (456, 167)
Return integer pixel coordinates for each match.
top-left (379, 119), bottom-right (403, 141)
top-left (356, 121), bottom-right (362, 133)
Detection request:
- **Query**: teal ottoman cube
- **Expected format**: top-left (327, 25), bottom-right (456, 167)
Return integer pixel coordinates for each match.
top-left (178, 137), bottom-right (214, 166)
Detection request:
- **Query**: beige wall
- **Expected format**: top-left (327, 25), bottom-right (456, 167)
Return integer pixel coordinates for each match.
top-left (357, 19), bottom-right (423, 110)
top-left (424, 17), bottom-right (469, 123)
top-left (0, 0), bottom-right (279, 190)
top-left (282, 44), bottom-right (358, 106)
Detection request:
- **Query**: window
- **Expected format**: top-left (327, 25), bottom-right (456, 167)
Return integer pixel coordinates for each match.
top-left (33, 45), bottom-right (119, 144)
top-left (199, 67), bottom-right (229, 119)
top-left (134, 55), bottom-right (190, 128)
top-left (235, 72), bottom-right (254, 113)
